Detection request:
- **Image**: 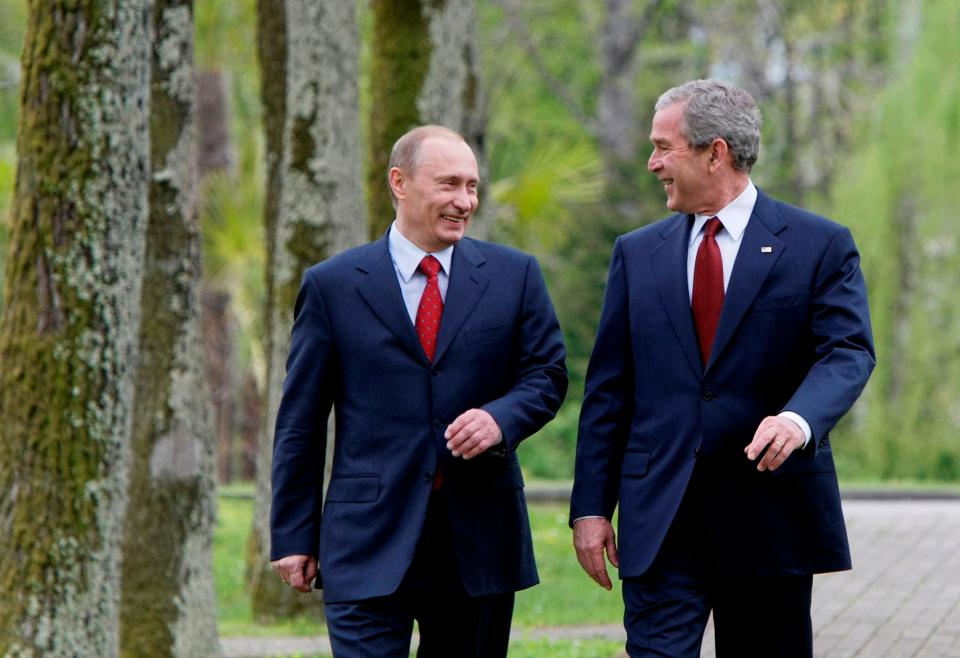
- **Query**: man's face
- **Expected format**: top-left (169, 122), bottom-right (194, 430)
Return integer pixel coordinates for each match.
top-left (393, 136), bottom-right (479, 252)
top-left (647, 102), bottom-right (714, 214)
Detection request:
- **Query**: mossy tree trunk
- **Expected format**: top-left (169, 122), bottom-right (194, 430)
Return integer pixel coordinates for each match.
top-left (248, 0), bottom-right (366, 622)
top-left (118, 2), bottom-right (221, 657)
top-left (0, 2), bottom-right (153, 656)
top-left (367, 0), bottom-right (488, 240)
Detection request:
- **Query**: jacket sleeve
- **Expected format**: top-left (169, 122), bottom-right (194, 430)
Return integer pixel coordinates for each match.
top-left (570, 237), bottom-right (633, 523)
top-left (783, 227), bottom-right (876, 448)
top-left (270, 270), bottom-right (335, 561)
top-left (480, 256), bottom-right (568, 449)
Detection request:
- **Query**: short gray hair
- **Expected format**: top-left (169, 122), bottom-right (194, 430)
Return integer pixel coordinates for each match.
top-left (387, 125), bottom-right (467, 206)
top-left (655, 79), bottom-right (761, 171)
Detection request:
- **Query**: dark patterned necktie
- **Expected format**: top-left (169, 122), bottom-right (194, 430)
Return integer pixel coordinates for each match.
top-left (692, 217), bottom-right (724, 366)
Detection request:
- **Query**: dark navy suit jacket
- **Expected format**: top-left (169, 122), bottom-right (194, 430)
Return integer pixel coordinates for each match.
top-left (571, 190), bottom-right (875, 578)
top-left (271, 233), bottom-right (567, 603)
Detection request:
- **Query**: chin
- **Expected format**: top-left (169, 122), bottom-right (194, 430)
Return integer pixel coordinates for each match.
top-left (444, 223), bottom-right (468, 239)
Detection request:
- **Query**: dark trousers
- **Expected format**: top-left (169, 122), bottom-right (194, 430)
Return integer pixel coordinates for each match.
top-left (325, 491), bottom-right (515, 658)
top-left (622, 462), bottom-right (814, 658)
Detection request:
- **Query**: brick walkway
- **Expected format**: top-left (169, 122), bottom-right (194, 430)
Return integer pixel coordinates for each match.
top-left (221, 499), bottom-right (960, 658)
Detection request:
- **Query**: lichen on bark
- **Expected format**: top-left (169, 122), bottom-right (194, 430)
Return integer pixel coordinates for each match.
top-left (117, 1), bottom-right (221, 656)
top-left (0, 2), bottom-right (153, 656)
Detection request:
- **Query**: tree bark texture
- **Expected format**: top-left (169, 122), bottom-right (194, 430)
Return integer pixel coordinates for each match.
top-left (367, 0), bottom-right (488, 240)
top-left (0, 2), bottom-right (153, 656)
top-left (249, 0), bottom-right (366, 621)
top-left (118, 2), bottom-right (221, 657)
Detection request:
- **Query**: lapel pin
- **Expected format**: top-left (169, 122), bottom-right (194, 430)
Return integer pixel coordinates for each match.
top-left (761, 246), bottom-right (773, 253)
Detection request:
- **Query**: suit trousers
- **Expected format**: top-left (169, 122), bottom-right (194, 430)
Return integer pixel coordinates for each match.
top-left (622, 460), bottom-right (814, 658)
top-left (325, 490), bottom-right (515, 658)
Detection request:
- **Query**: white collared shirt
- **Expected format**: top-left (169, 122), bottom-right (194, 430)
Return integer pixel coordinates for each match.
top-left (686, 180), bottom-right (757, 301)
top-left (388, 221), bottom-right (454, 324)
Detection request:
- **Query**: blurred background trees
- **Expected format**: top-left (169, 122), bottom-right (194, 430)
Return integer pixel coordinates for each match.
top-left (0, 0), bottom-right (958, 648)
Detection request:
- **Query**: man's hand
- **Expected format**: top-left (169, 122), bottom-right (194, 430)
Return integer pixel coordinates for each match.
top-left (745, 416), bottom-right (805, 471)
top-left (573, 517), bottom-right (619, 590)
top-left (445, 409), bottom-right (502, 460)
top-left (271, 554), bottom-right (317, 593)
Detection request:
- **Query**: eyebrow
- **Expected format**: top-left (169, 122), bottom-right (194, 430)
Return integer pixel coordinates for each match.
top-left (436, 174), bottom-right (479, 184)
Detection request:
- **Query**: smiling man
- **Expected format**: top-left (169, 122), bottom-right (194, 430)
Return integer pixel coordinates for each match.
top-left (270, 125), bottom-right (567, 658)
top-left (571, 80), bottom-right (875, 657)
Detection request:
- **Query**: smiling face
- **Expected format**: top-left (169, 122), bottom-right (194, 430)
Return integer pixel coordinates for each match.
top-left (391, 135), bottom-right (479, 252)
top-left (647, 101), bottom-right (717, 215)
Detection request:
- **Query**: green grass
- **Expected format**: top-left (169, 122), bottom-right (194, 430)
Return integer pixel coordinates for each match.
top-left (214, 479), bottom-right (960, 639)
top-left (515, 504), bottom-right (622, 627)
top-left (255, 637), bottom-right (625, 658)
top-left (214, 493), bottom-right (624, 648)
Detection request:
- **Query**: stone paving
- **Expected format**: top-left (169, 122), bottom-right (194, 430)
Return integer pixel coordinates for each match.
top-left (221, 499), bottom-right (960, 658)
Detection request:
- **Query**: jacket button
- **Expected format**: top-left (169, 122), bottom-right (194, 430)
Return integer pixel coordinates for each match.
top-left (433, 418), bottom-right (444, 429)
top-left (701, 390), bottom-right (715, 401)
top-left (424, 472), bottom-right (434, 482)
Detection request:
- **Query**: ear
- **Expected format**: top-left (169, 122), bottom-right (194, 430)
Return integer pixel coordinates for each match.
top-left (707, 138), bottom-right (731, 172)
top-left (388, 167), bottom-right (406, 200)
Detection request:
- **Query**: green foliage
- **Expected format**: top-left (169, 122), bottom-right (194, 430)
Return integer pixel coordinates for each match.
top-left (491, 137), bottom-right (604, 250)
top-left (518, 400), bottom-right (580, 480)
top-left (0, 0), bottom-right (25, 308)
top-left (194, 0), bottom-right (258, 74)
top-left (200, 136), bottom-right (266, 383)
top-left (0, 0), bottom-right (25, 142)
top-left (831, 0), bottom-right (960, 481)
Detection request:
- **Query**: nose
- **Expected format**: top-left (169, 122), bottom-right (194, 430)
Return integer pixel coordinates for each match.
top-left (453, 187), bottom-right (473, 212)
top-left (647, 149), bottom-right (660, 173)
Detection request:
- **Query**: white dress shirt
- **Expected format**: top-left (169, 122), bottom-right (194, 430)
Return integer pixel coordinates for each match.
top-left (388, 221), bottom-right (454, 324)
top-left (688, 181), bottom-right (811, 446)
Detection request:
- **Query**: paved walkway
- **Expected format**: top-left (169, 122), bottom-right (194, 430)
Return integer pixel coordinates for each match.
top-left (222, 499), bottom-right (960, 658)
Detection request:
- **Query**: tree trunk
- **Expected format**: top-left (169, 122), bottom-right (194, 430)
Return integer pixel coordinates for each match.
top-left (118, 2), bottom-right (221, 656)
top-left (0, 2), bottom-right (153, 656)
top-left (367, 0), bottom-right (488, 240)
top-left (248, 0), bottom-right (366, 622)
top-left (598, 0), bottom-right (641, 214)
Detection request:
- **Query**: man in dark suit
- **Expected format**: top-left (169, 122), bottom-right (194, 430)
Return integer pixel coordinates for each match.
top-left (270, 125), bottom-right (567, 658)
top-left (571, 80), bottom-right (875, 657)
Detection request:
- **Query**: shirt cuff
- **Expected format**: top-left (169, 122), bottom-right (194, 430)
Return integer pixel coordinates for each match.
top-left (572, 515), bottom-right (607, 524)
top-left (778, 411), bottom-right (812, 448)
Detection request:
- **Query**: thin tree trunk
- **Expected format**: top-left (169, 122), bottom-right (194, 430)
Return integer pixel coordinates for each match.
top-left (598, 0), bottom-right (642, 213)
top-left (0, 2), bottom-right (153, 656)
top-left (118, 2), bottom-right (221, 656)
top-left (249, 0), bottom-right (366, 621)
top-left (367, 0), bottom-right (488, 240)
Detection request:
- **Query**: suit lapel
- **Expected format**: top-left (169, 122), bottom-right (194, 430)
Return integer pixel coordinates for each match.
top-left (433, 239), bottom-right (489, 365)
top-left (707, 191), bottom-right (786, 370)
top-left (650, 214), bottom-right (703, 377)
top-left (356, 234), bottom-right (426, 363)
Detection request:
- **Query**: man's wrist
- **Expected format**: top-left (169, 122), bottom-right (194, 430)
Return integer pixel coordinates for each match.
top-left (778, 411), bottom-right (812, 448)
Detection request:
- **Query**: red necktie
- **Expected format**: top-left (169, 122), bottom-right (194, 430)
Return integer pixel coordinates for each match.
top-left (692, 217), bottom-right (724, 366)
top-left (416, 255), bottom-right (444, 489)
top-left (416, 255), bottom-right (444, 362)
